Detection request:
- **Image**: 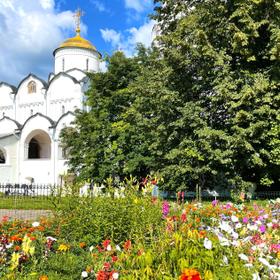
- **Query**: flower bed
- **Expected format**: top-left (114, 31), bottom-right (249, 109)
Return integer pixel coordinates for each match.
top-left (0, 197), bottom-right (279, 279)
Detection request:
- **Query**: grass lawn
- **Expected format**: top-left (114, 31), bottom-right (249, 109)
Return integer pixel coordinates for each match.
top-left (0, 197), bottom-right (60, 210)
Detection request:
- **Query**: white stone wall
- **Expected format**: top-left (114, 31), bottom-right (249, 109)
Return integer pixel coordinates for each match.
top-left (0, 40), bottom-right (100, 185)
top-left (47, 74), bottom-right (83, 120)
top-left (0, 135), bottom-right (19, 183)
top-left (16, 76), bottom-right (46, 123)
top-left (0, 84), bottom-right (15, 119)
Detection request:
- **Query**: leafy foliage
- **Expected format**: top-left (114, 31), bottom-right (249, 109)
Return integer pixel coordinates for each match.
top-left (61, 1), bottom-right (280, 191)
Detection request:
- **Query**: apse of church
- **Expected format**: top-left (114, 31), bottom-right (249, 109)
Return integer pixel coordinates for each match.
top-left (0, 9), bottom-right (100, 184)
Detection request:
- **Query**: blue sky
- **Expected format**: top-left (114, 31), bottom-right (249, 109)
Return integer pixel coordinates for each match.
top-left (0, 0), bottom-right (155, 86)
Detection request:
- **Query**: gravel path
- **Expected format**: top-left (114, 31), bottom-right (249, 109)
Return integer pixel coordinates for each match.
top-left (0, 209), bottom-right (52, 221)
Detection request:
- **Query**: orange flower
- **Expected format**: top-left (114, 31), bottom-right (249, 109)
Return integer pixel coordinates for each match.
top-left (39, 275), bottom-right (48, 280)
top-left (123, 240), bottom-right (132, 251)
top-left (180, 269), bottom-right (201, 280)
top-left (14, 245), bottom-right (21, 251)
top-left (79, 242), bottom-right (86, 248)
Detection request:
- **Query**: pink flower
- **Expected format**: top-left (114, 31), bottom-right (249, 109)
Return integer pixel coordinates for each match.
top-left (2, 216), bottom-right (9, 222)
top-left (212, 200), bottom-right (218, 207)
top-left (162, 201), bottom-right (170, 218)
top-left (243, 217), bottom-right (249, 223)
top-left (259, 225), bottom-right (266, 234)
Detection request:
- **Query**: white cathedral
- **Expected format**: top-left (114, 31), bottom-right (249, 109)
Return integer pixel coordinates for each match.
top-left (0, 11), bottom-right (101, 185)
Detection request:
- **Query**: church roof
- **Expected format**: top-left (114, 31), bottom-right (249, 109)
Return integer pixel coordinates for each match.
top-left (53, 34), bottom-right (101, 58)
top-left (0, 82), bottom-right (17, 93)
top-left (59, 34), bottom-right (97, 51)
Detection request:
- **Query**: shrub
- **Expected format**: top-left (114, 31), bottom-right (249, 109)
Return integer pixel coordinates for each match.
top-left (54, 192), bottom-right (163, 245)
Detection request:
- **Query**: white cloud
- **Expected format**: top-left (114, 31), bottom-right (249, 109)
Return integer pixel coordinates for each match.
top-left (100, 29), bottom-right (121, 48)
top-left (0, 0), bottom-right (84, 86)
top-left (124, 0), bottom-right (152, 13)
top-left (90, 0), bottom-right (107, 12)
top-left (100, 20), bottom-right (155, 57)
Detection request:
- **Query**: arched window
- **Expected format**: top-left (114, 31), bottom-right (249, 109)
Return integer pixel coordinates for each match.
top-left (28, 81), bottom-right (36, 93)
top-left (0, 149), bottom-right (6, 164)
top-left (86, 58), bottom-right (89, 71)
top-left (28, 138), bottom-right (40, 159)
top-left (26, 130), bottom-right (51, 160)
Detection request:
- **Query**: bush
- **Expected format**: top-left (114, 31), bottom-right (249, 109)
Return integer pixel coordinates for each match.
top-left (54, 192), bottom-right (163, 245)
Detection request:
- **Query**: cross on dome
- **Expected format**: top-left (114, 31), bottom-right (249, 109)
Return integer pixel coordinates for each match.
top-left (73, 8), bottom-right (84, 35)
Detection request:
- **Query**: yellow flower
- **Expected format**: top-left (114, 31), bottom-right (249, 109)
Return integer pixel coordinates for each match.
top-left (58, 244), bottom-right (70, 252)
top-left (22, 235), bottom-right (35, 256)
top-left (277, 251), bottom-right (280, 259)
top-left (204, 270), bottom-right (214, 280)
top-left (10, 252), bottom-right (20, 271)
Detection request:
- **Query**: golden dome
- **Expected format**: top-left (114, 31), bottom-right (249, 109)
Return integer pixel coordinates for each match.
top-left (59, 34), bottom-right (97, 51)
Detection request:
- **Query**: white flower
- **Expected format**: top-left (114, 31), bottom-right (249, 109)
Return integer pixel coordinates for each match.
top-left (46, 236), bottom-right (57, 241)
top-left (81, 271), bottom-right (88, 278)
top-left (32, 222), bottom-right (40, 227)
top-left (112, 272), bottom-right (119, 279)
top-left (223, 255), bottom-right (228, 265)
top-left (247, 224), bottom-right (258, 231)
top-left (116, 245), bottom-right (121, 251)
top-left (231, 240), bottom-right (239, 247)
top-left (239, 253), bottom-right (249, 262)
top-left (89, 246), bottom-right (94, 252)
top-left (267, 222), bottom-right (273, 228)
top-left (244, 263), bottom-right (253, 268)
top-left (6, 243), bottom-right (13, 249)
top-left (203, 238), bottom-right (212, 250)
top-left (231, 231), bottom-right (239, 239)
top-left (220, 221), bottom-right (233, 233)
top-left (231, 215), bottom-right (239, 223)
top-left (242, 236), bottom-right (252, 243)
top-left (218, 236), bottom-right (230, 246)
top-left (107, 245), bottom-right (112, 251)
top-left (258, 257), bottom-right (270, 267)
top-left (235, 223), bottom-right (242, 229)
top-left (256, 220), bottom-right (262, 225)
top-left (252, 273), bottom-right (261, 280)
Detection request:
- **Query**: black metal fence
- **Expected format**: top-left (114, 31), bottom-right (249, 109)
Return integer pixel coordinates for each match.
top-left (0, 183), bottom-right (279, 201)
top-left (0, 183), bottom-right (59, 198)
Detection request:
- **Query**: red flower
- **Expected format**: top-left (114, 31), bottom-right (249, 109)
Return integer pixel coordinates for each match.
top-left (103, 239), bottom-right (111, 249)
top-left (123, 240), bottom-right (132, 251)
top-left (103, 262), bottom-right (111, 271)
top-left (97, 270), bottom-right (108, 280)
top-left (97, 245), bottom-right (103, 253)
top-left (111, 255), bottom-right (118, 262)
top-left (180, 269), bottom-right (201, 280)
top-left (137, 249), bottom-right (144, 256)
top-left (181, 212), bottom-right (187, 223)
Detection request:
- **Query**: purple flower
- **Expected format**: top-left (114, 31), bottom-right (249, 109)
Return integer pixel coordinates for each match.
top-left (162, 201), bottom-right (170, 218)
top-left (259, 225), bottom-right (266, 234)
top-left (212, 199), bottom-right (219, 207)
top-left (243, 217), bottom-right (249, 223)
top-left (226, 203), bottom-right (232, 209)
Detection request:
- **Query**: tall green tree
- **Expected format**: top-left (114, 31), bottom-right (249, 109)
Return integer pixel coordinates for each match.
top-left (153, 0), bottom-right (280, 189)
top-left (61, 51), bottom-right (142, 182)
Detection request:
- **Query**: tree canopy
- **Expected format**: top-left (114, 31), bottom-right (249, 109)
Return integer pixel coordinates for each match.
top-left (61, 0), bottom-right (280, 192)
